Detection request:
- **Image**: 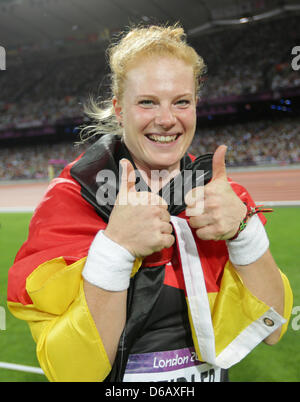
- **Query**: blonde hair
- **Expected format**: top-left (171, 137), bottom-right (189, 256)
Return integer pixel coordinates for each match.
top-left (80, 23), bottom-right (206, 142)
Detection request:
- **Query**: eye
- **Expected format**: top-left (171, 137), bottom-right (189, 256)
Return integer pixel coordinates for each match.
top-left (175, 99), bottom-right (191, 108)
top-left (138, 99), bottom-right (155, 107)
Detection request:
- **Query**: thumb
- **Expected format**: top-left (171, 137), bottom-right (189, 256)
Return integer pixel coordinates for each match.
top-left (119, 158), bottom-right (136, 194)
top-left (212, 145), bottom-right (227, 181)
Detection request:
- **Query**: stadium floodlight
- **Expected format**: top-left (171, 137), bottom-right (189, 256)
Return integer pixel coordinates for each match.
top-left (188, 22), bottom-right (213, 36)
top-left (284, 4), bottom-right (300, 11)
top-left (239, 17), bottom-right (249, 23)
top-left (252, 8), bottom-right (282, 21)
top-left (214, 18), bottom-right (242, 25)
top-left (188, 3), bottom-right (299, 38)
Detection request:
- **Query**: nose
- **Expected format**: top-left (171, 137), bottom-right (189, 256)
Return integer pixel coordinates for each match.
top-left (155, 105), bottom-right (177, 130)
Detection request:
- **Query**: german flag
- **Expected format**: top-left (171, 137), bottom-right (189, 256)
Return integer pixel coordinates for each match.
top-left (7, 134), bottom-right (293, 382)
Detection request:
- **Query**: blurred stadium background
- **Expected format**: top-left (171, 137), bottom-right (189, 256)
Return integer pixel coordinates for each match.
top-left (0, 0), bottom-right (299, 382)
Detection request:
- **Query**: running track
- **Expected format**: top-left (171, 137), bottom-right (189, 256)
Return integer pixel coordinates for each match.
top-left (0, 169), bottom-right (300, 211)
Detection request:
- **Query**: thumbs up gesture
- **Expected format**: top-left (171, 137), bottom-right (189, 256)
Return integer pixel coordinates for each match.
top-left (104, 159), bottom-right (175, 258)
top-left (185, 145), bottom-right (247, 241)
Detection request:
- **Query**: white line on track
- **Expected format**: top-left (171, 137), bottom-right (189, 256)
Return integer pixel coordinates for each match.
top-left (0, 207), bottom-right (35, 213)
top-left (0, 361), bottom-right (44, 375)
top-left (257, 201), bottom-right (300, 206)
top-left (0, 201), bottom-right (300, 213)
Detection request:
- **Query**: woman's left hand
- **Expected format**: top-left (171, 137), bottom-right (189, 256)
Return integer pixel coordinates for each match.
top-left (185, 145), bottom-right (247, 241)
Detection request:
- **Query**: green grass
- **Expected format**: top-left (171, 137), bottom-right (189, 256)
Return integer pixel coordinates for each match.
top-left (230, 207), bottom-right (300, 382)
top-left (0, 212), bottom-right (47, 382)
top-left (0, 209), bottom-right (299, 382)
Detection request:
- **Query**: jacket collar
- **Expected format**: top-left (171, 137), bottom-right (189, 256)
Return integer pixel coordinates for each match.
top-left (70, 133), bottom-right (213, 222)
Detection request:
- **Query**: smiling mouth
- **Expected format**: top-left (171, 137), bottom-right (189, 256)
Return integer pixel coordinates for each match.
top-left (146, 134), bottom-right (181, 143)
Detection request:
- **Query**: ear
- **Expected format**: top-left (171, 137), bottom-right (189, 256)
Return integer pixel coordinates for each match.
top-left (112, 97), bottom-right (123, 125)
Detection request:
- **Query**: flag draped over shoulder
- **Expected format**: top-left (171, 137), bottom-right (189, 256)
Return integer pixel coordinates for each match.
top-left (7, 169), bottom-right (104, 306)
top-left (7, 134), bottom-right (293, 382)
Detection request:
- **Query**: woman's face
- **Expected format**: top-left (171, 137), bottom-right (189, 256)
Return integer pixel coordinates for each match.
top-left (114, 56), bottom-right (197, 174)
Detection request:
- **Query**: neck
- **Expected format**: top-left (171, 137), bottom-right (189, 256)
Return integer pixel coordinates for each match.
top-left (133, 161), bottom-right (181, 193)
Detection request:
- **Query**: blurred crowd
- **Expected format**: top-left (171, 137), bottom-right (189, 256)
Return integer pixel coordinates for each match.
top-left (0, 117), bottom-right (299, 181)
top-left (0, 141), bottom-right (89, 181)
top-left (0, 15), bottom-right (299, 180)
top-left (198, 15), bottom-right (300, 99)
top-left (0, 15), bottom-right (299, 130)
top-left (189, 117), bottom-right (300, 167)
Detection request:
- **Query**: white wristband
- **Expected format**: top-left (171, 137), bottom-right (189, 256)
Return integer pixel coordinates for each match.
top-left (82, 230), bottom-right (135, 291)
top-left (226, 214), bottom-right (269, 266)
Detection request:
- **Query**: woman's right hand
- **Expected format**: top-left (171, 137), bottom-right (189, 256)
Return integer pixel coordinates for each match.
top-left (104, 159), bottom-right (175, 258)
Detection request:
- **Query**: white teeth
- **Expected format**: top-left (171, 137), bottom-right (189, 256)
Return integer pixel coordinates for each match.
top-left (148, 134), bottom-right (178, 143)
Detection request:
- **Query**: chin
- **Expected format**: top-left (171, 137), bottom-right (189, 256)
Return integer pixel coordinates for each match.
top-left (148, 157), bottom-right (180, 171)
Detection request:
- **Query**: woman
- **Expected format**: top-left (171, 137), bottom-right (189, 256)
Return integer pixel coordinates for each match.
top-left (7, 24), bottom-right (292, 382)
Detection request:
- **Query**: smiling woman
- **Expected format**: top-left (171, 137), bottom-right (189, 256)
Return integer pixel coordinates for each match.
top-left (113, 56), bottom-right (197, 172)
top-left (7, 23), bottom-right (292, 383)
top-left (80, 24), bottom-right (205, 143)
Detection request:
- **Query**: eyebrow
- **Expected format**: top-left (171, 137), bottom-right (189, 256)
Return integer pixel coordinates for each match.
top-left (136, 93), bottom-right (194, 99)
